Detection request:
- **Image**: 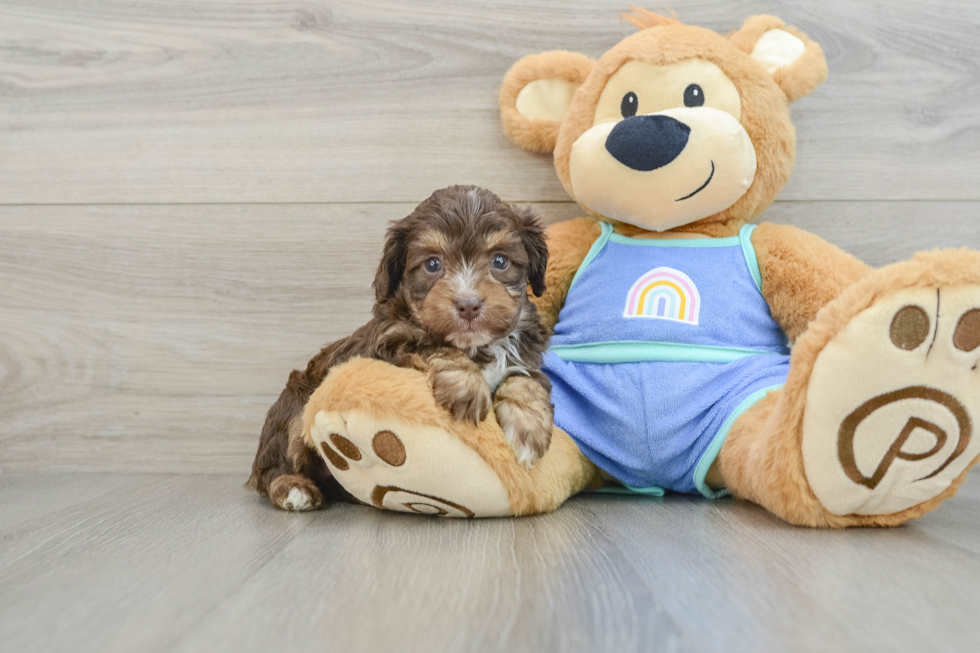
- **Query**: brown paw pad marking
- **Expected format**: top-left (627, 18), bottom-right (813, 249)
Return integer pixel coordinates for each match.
top-left (371, 485), bottom-right (474, 518)
top-left (329, 434), bottom-right (361, 461)
top-left (320, 437), bottom-right (350, 471)
top-left (953, 308), bottom-right (980, 352)
top-left (890, 305), bottom-right (930, 350)
top-left (838, 385), bottom-right (972, 489)
top-left (372, 430), bottom-right (406, 466)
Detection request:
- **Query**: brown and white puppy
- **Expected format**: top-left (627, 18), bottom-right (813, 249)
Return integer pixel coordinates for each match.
top-left (247, 185), bottom-right (553, 511)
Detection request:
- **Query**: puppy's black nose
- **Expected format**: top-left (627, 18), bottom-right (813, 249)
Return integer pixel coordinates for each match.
top-left (605, 115), bottom-right (691, 172)
top-left (455, 298), bottom-right (483, 322)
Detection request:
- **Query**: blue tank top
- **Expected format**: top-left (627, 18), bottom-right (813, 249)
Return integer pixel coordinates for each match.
top-left (550, 222), bottom-right (789, 362)
top-left (541, 222), bottom-right (792, 496)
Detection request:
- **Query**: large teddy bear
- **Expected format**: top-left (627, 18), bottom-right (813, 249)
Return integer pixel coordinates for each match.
top-left (300, 10), bottom-right (980, 527)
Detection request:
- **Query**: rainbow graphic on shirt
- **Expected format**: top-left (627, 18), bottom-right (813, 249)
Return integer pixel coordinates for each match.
top-left (623, 267), bottom-right (701, 325)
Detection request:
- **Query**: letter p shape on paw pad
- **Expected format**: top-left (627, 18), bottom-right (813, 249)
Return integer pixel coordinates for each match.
top-left (802, 285), bottom-right (980, 516)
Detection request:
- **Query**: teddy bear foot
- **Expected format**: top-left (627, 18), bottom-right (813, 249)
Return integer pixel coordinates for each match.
top-left (301, 358), bottom-right (603, 518)
top-left (802, 283), bottom-right (980, 517)
top-left (306, 408), bottom-right (511, 517)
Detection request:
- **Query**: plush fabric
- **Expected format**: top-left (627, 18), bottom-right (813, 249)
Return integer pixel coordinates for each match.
top-left (307, 10), bottom-right (980, 527)
top-left (548, 225), bottom-right (788, 354)
top-left (542, 224), bottom-right (791, 494)
top-left (549, 18), bottom-right (807, 235)
top-left (751, 222), bottom-right (872, 342)
top-left (529, 217), bottom-right (603, 330)
top-left (304, 358), bottom-right (603, 517)
top-left (803, 289), bottom-right (978, 516)
top-left (720, 250), bottom-right (980, 527)
top-left (499, 51), bottom-right (595, 153)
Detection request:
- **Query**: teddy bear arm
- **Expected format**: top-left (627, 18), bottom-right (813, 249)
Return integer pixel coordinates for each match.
top-left (530, 217), bottom-right (603, 330)
top-left (752, 222), bottom-right (872, 342)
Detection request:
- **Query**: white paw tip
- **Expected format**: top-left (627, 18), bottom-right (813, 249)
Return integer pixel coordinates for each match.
top-left (282, 487), bottom-right (313, 511)
top-left (515, 446), bottom-right (538, 469)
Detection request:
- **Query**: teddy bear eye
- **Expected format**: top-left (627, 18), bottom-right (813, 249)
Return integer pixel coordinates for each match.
top-left (620, 92), bottom-right (638, 118)
top-left (684, 84), bottom-right (705, 107)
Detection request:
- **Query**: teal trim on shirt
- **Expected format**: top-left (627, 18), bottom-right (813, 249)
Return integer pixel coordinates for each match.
top-left (608, 232), bottom-right (741, 247)
top-left (738, 224), bottom-right (764, 293)
top-left (549, 341), bottom-right (781, 364)
top-left (693, 384), bottom-right (784, 499)
top-left (571, 224), bottom-right (763, 295)
top-left (592, 483), bottom-right (666, 497)
top-left (574, 224), bottom-right (763, 294)
top-left (568, 221), bottom-right (613, 291)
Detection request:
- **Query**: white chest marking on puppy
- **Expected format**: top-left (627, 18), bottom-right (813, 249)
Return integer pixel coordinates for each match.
top-left (482, 331), bottom-right (529, 391)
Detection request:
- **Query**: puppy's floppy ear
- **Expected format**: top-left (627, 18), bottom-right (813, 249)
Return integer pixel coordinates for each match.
top-left (513, 205), bottom-right (548, 297)
top-left (499, 51), bottom-right (594, 153)
top-left (729, 15), bottom-right (828, 102)
top-left (373, 218), bottom-right (412, 302)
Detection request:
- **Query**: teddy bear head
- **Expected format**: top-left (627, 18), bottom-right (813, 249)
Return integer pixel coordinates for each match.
top-left (499, 10), bottom-right (828, 236)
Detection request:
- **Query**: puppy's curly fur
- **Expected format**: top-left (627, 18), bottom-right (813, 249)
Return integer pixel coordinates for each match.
top-left (247, 186), bottom-right (553, 510)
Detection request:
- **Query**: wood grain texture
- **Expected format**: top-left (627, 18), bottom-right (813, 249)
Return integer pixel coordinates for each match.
top-left (3, 4), bottom-right (980, 651)
top-left (3, 0), bottom-right (980, 203)
top-left (0, 202), bottom-right (581, 473)
top-left (0, 473), bottom-right (978, 653)
top-left (2, 202), bottom-right (978, 473)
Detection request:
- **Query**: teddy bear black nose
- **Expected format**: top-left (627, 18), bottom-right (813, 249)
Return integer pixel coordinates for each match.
top-left (605, 115), bottom-right (691, 172)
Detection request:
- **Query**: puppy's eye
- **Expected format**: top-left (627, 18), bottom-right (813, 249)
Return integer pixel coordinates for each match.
top-left (683, 84), bottom-right (704, 107)
top-left (621, 92), bottom-right (638, 118)
top-left (490, 254), bottom-right (509, 271)
top-left (424, 257), bottom-right (442, 273)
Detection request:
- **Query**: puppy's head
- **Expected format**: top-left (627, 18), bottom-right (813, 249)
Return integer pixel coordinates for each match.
top-left (373, 185), bottom-right (548, 350)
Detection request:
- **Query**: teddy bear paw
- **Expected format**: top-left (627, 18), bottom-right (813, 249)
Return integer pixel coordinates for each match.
top-left (802, 285), bottom-right (980, 516)
top-left (307, 409), bottom-right (514, 518)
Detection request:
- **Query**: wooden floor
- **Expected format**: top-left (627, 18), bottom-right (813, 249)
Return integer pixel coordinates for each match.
top-left (1, 473), bottom-right (979, 653)
top-left (3, 1), bottom-right (980, 651)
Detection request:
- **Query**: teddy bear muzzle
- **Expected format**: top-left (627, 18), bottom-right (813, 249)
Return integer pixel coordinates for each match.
top-left (569, 106), bottom-right (757, 232)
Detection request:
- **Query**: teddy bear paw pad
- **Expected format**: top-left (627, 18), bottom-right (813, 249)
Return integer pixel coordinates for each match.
top-left (309, 410), bottom-right (513, 518)
top-left (802, 286), bottom-right (980, 516)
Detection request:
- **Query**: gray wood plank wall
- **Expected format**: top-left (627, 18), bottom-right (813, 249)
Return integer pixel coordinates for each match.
top-left (2, 0), bottom-right (979, 473)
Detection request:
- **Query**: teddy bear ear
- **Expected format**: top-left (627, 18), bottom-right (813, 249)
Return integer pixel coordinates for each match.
top-left (499, 51), bottom-right (595, 153)
top-left (729, 15), bottom-right (828, 102)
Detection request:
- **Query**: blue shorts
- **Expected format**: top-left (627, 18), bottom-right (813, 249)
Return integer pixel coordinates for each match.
top-left (542, 352), bottom-right (790, 497)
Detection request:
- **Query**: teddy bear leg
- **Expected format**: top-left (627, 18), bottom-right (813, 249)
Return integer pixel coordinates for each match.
top-left (719, 250), bottom-right (980, 527)
top-left (300, 358), bottom-right (602, 518)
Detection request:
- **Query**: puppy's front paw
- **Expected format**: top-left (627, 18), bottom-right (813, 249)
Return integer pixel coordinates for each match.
top-left (268, 474), bottom-right (323, 512)
top-left (428, 362), bottom-right (492, 425)
top-left (494, 376), bottom-right (553, 468)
